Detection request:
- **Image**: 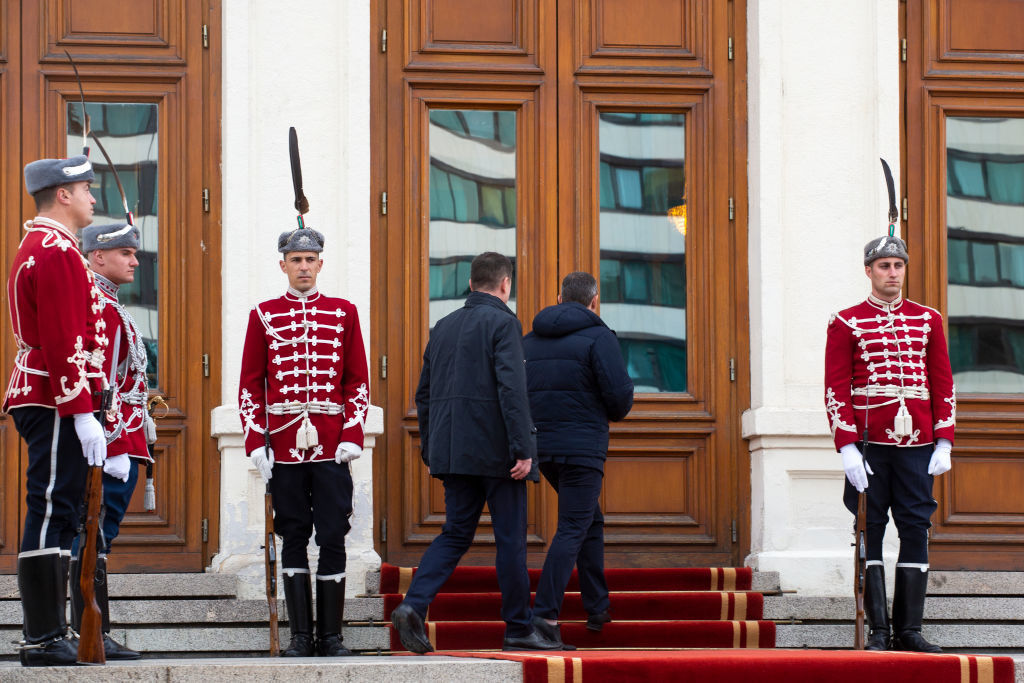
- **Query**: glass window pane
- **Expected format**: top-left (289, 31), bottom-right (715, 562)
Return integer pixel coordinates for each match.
top-left (428, 109), bottom-right (517, 328)
top-left (599, 111), bottom-right (686, 393)
top-left (68, 102), bottom-right (159, 388)
top-left (429, 110), bottom-right (467, 135)
top-left (946, 116), bottom-right (1024, 392)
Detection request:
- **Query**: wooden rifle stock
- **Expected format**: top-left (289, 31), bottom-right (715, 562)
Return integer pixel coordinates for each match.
top-left (854, 490), bottom-right (867, 650)
top-left (77, 466), bottom-right (106, 664)
top-left (264, 483), bottom-right (279, 656)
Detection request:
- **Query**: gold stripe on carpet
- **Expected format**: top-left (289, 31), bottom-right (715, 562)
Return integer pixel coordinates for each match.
top-left (723, 568), bottom-right (737, 592)
top-left (745, 621), bottom-right (760, 648)
top-left (572, 656), bottom-right (582, 681)
top-left (976, 656), bottom-right (994, 683)
top-left (547, 655), bottom-right (566, 682)
top-left (735, 592), bottom-right (748, 620)
top-left (957, 655), bottom-right (970, 683)
top-left (720, 593), bottom-right (730, 620)
top-left (732, 621), bottom-right (742, 648)
top-left (398, 567), bottom-right (413, 594)
top-left (427, 622), bottom-right (437, 651)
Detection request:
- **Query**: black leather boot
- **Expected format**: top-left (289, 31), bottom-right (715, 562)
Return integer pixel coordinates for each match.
top-left (316, 577), bottom-right (353, 656)
top-left (863, 564), bottom-right (890, 650)
top-left (95, 556), bottom-right (140, 660)
top-left (282, 572), bottom-right (315, 656)
top-left (18, 551), bottom-right (78, 666)
top-left (891, 566), bottom-right (942, 653)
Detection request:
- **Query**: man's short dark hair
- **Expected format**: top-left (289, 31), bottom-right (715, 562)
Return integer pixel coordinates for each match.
top-left (470, 252), bottom-right (513, 291)
top-left (32, 186), bottom-right (61, 212)
top-left (561, 271), bottom-right (598, 306)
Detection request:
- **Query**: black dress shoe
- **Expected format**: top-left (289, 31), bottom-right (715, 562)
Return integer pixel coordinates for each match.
top-left (20, 636), bottom-right (78, 667)
top-left (503, 629), bottom-right (562, 651)
top-left (104, 632), bottom-right (141, 660)
top-left (391, 602), bottom-right (433, 654)
top-left (586, 610), bottom-right (611, 632)
top-left (281, 633), bottom-right (316, 657)
top-left (892, 630), bottom-right (942, 653)
top-left (531, 616), bottom-right (576, 650)
top-left (865, 629), bottom-right (890, 651)
top-left (318, 634), bottom-right (354, 657)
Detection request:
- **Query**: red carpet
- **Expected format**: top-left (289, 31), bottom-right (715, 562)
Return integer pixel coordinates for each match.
top-left (447, 650), bottom-right (1015, 683)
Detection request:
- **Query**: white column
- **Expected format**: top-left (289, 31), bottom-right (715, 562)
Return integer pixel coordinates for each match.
top-left (744, 0), bottom-right (902, 595)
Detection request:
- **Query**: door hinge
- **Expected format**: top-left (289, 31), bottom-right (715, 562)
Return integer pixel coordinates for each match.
top-left (727, 37), bottom-right (734, 61)
top-left (381, 28), bottom-right (387, 53)
top-left (729, 357), bottom-right (736, 382)
top-left (380, 518), bottom-right (387, 543)
top-left (902, 197), bottom-right (908, 221)
top-left (380, 191), bottom-right (388, 215)
top-left (380, 355), bottom-right (388, 379)
top-left (202, 353), bottom-right (210, 378)
top-left (202, 187), bottom-right (210, 212)
top-left (728, 196), bottom-right (735, 221)
top-left (731, 519), bottom-right (738, 543)
top-left (202, 24), bottom-right (209, 49)
top-left (202, 518), bottom-right (209, 542)
top-left (901, 37), bottom-right (906, 62)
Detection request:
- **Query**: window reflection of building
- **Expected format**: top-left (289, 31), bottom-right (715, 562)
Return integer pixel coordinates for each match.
top-left (599, 112), bottom-right (686, 393)
top-left (428, 110), bottom-right (517, 328)
top-left (68, 102), bottom-right (160, 387)
top-left (946, 117), bottom-right (1024, 392)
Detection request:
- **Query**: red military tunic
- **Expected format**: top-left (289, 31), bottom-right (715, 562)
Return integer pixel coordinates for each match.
top-left (3, 217), bottom-right (108, 416)
top-left (238, 287), bottom-right (369, 464)
top-left (95, 273), bottom-right (152, 462)
top-left (825, 295), bottom-right (956, 450)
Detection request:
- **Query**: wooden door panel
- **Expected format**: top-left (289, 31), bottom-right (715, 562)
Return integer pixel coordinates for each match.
top-left (907, 0), bottom-right (1024, 569)
top-left (407, 0), bottom-right (545, 72)
top-left (42, 0), bottom-right (185, 60)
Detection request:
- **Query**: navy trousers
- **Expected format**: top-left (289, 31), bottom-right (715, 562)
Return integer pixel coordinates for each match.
top-left (403, 474), bottom-right (531, 638)
top-left (71, 458), bottom-right (140, 556)
top-left (12, 407), bottom-right (88, 552)
top-left (843, 443), bottom-right (935, 564)
top-left (269, 460), bottom-right (353, 577)
top-left (533, 463), bottom-right (610, 620)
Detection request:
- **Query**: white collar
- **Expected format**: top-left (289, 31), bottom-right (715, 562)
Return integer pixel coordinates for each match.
top-left (93, 273), bottom-right (120, 301)
top-left (286, 286), bottom-right (319, 300)
top-left (867, 293), bottom-right (903, 312)
top-left (26, 216), bottom-right (78, 243)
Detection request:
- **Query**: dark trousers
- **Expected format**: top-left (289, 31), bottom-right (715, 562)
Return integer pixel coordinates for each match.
top-left (533, 463), bottom-right (609, 620)
top-left (12, 407), bottom-right (88, 552)
top-left (843, 443), bottom-right (935, 564)
top-left (269, 460), bottom-right (353, 576)
top-left (71, 458), bottom-right (140, 556)
top-left (404, 474), bottom-right (531, 638)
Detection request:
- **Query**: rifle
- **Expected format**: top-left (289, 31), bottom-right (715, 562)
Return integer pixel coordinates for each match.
top-left (77, 327), bottom-right (120, 665)
top-left (853, 430), bottom-right (869, 650)
top-left (263, 420), bottom-right (280, 655)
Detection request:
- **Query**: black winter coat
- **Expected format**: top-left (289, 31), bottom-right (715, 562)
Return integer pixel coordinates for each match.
top-left (523, 302), bottom-right (634, 472)
top-left (415, 291), bottom-right (538, 481)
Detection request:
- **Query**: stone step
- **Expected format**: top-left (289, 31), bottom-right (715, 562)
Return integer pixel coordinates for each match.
top-left (0, 655), bottom-right (520, 682)
top-left (0, 573), bottom-right (238, 600)
top-left (765, 595), bottom-right (1024, 621)
top-left (776, 623), bottom-right (1024, 650)
top-left (929, 571), bottom-right (1024, 596)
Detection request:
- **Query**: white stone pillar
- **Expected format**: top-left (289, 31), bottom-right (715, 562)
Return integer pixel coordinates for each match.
top-left (744, 0), bottom-right (902, 595)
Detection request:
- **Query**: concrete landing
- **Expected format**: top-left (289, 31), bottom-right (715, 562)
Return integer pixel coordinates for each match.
top-left (0, 655), bottom-right (521, 682)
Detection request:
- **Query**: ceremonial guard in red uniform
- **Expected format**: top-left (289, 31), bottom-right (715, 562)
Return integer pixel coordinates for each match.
top-left (238, 227), bottom-right (369, 657)
top-left (65, 222), bottom-right (155, 660)
top-left (3, 156), bottom-right (109, 666)
top-left (825, 228), bottom-right (955, 653)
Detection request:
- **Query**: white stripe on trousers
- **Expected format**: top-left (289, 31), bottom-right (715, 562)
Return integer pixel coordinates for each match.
top-left (38, 411), bottom-right (61, 549)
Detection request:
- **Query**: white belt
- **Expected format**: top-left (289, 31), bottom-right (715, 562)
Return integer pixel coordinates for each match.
top-left (852, 385), bottom-right (930, 400)
top-left (267, 400), bottom-right (343, 416)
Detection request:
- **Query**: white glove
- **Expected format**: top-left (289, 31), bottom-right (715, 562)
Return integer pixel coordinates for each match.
top-left (74, 413), bottom-right (106, 466)
top-left (144, 413), bottom-right (158, 445)
top-left (928, 438), bottom-right (952, 476)
top-left (335, 442), bottom-right (362, 464)
top-left (249, 446), bottom-right (274, 483)
top-left (840, 443), bottom-right (874, 492)
top-left (103, 453), bottom-right (131, 483)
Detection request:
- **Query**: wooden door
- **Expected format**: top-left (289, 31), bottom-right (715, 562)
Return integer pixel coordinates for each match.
top-left (905, 0), bottom-right (1024, 569)
top-left (1, 0), bottom-right (221, 572)
top-left (372, 0), bottom-right (748, 568)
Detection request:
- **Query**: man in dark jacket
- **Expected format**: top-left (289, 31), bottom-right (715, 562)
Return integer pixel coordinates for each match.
top-left (523, 271), bottom-right (634, 648)
top-left (390, 252), bottom-right (559, 654)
